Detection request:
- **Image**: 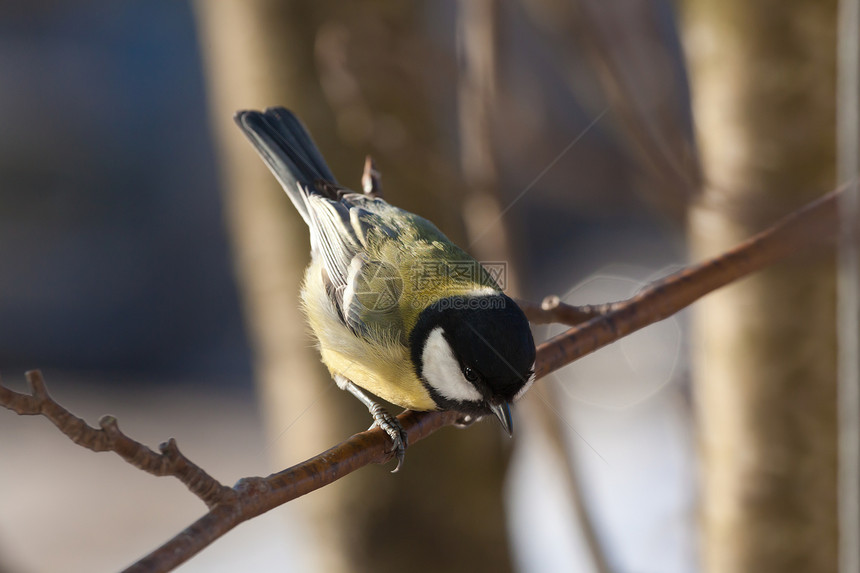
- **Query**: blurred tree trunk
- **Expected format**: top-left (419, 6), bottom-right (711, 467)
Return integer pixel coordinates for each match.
top-left (457, 0), bottom-right (520, 294)
top-left (193, 2), bottom-right (512, 572)
top-left (681, 2), bottom-right (838, 572)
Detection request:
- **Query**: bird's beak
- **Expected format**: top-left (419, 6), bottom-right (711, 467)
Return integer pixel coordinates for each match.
top-left (489, 402), bottom-right (513, 437)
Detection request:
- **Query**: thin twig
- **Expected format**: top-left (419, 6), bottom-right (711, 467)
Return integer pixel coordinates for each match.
top-left (516, 295), bottom-right (619, 325)
top-left (361, 155), bottom-right (382, 197)
top-left (536, 188), bottom-right (838, 377)
top-left (0, 187), bottom-right (842, 572)
top-left (0, 371), bottom-right (232, 509)
top-left (123, 409), bottom-right (460, 573)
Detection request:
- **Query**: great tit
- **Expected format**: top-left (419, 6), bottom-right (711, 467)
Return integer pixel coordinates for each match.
top-left (234, 107), bottom-right (536, 470)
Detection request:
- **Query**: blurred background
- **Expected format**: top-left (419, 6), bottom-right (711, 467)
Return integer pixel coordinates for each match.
top-left (0, 1), bottom-right (840, 572)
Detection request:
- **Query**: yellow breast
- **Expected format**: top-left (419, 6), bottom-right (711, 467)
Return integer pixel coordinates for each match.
top-left (301, 260), bottom-right (437, 411)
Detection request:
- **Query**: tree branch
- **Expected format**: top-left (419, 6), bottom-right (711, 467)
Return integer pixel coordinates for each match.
top-left (123, 409), bottom-right (460, 573)
top-left (536, 188), bottom-right (837, 377)
top-left (0, 188), bottom-right (840, 572)
top-left (0, 371), bottom-right (233, 509)
top-left (516, 295), bottom-right (618, 325)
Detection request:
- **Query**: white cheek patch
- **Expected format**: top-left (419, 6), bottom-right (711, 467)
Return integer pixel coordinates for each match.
top-left (513, 362), bottom-right (536, 402)
top-left (421, 327), bottom-right (483, 403)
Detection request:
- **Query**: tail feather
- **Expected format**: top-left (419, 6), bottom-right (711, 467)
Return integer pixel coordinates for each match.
top-left (234, 107), bottom-right (338, 225)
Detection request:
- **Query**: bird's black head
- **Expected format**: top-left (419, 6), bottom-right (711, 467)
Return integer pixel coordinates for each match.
top-left (410, 293), bottom-right (536, 433)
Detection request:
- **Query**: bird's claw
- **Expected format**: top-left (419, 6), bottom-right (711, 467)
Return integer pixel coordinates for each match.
top-left (369, 405), bottom-right (408, 473)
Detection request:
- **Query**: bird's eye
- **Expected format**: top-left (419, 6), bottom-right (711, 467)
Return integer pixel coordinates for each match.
top-left (462, 366), bottom-right (479, 382)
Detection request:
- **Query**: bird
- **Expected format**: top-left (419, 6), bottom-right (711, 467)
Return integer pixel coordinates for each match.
top-left (234, 107), bottom-right (536, 471)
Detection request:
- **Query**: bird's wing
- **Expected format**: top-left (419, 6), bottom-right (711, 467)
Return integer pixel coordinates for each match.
top-left (234, 108), bottom-right (417, 345)
top-left (307, 193), bottom-right (408, 344)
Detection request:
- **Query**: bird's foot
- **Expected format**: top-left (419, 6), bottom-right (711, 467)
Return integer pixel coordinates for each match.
top-left (368, 403), bottom-right (408, 473)
top-left (340, 378), bottom-right (408, 472)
